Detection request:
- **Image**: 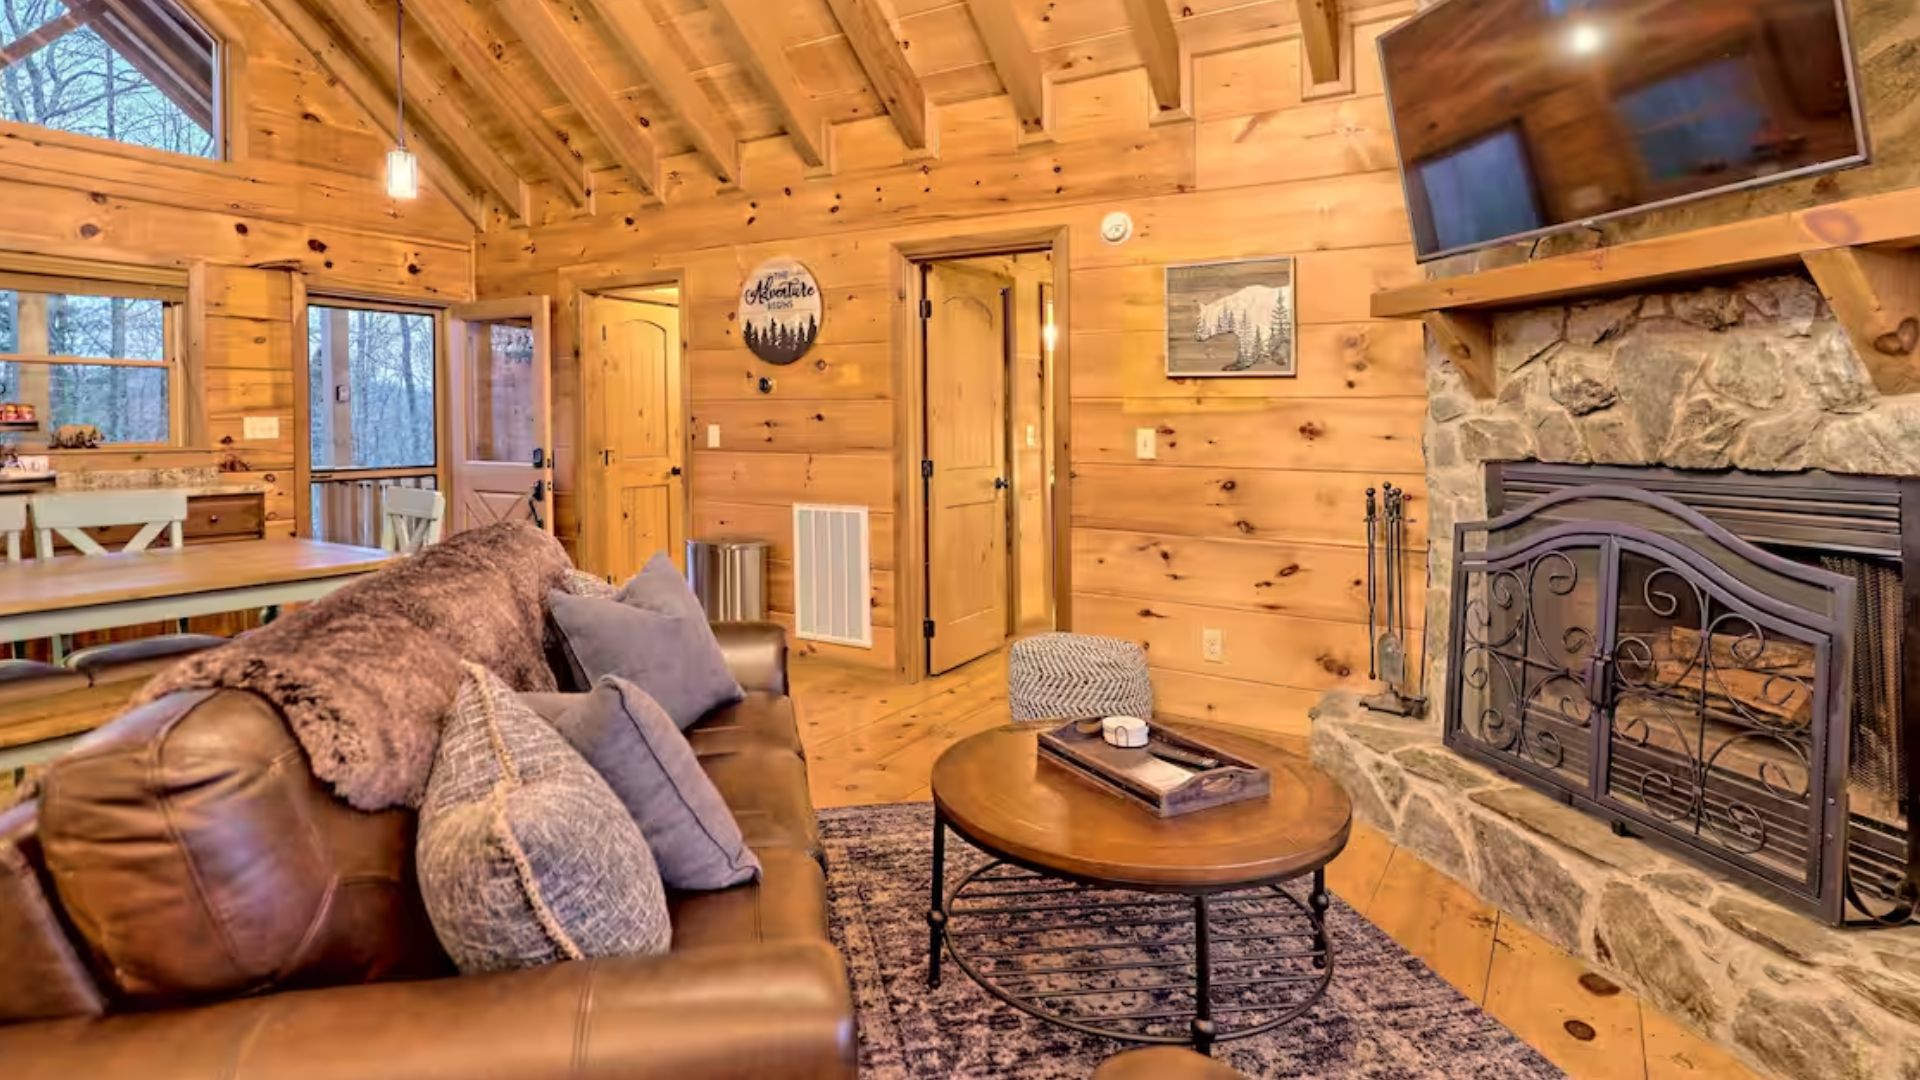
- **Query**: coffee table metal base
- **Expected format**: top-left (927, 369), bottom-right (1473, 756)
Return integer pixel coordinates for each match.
top-left (926, 811), bottom-right (1333, 1055)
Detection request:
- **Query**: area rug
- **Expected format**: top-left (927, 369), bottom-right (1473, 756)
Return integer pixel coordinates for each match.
top-left (821, 802), bottom-right (1563, 1079)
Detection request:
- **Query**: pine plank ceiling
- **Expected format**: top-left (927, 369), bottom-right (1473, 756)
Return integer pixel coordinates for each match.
top-left (263, 0), bottom-right (1369, 220)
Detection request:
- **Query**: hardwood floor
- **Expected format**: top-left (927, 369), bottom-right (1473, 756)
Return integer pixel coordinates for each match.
top-left (792, 648), bottom-right (1763, 1080)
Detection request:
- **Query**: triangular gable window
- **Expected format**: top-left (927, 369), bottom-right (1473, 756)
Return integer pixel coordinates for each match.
top-left (0, 0), bottom-right (218, 158)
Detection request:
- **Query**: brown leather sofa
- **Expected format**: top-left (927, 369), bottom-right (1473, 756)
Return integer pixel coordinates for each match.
top-left (0, 621), bottom-right (856, 1079)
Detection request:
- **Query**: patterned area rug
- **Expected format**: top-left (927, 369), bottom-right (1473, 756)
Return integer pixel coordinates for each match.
top-left (821, 802), bottom-right (1562, 1079)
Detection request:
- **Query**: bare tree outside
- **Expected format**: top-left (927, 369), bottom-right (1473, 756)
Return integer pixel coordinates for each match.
top-left (308, 306), bottom-right (438, 470)
top-left (0, 0), bottom-right (216, 158)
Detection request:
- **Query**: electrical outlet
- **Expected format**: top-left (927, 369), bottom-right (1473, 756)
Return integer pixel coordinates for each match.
top-left (1202, 628), bottom-right (1224, 663)
top-left (1135, 427), bottom-right (1157, 460)
top-left (706, 424), bottom-right (721, 449)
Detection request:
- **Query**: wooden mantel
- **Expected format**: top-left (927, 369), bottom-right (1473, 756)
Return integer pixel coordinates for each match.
top-left (1372, 186), bottom-right (1920, 399)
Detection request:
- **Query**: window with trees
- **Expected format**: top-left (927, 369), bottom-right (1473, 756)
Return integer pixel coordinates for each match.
top-left (0, 0), bottom-right (219, 158)
top-left (0, 281), bottom-right (180, 443)
top-left (307, 303), bottom-right (438, 471)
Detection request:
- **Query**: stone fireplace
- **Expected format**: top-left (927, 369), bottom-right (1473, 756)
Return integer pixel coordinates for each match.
top-left (1311, 273), bottom-right (1920, 1080)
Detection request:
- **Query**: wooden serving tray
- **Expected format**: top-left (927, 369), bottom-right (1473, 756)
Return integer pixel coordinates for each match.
top-left (1037, 721), bottom-right (1271, 817)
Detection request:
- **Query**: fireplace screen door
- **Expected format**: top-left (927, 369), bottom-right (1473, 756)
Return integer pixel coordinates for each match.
top-left (1447, 485), bottom-right (1855, 922)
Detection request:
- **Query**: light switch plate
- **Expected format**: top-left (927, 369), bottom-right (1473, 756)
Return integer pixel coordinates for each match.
top-left (1135, 427), bottom-right (1156, 460)
top-left (1202, 628), bottom-right (1225, 663)
top-left (243, 415), bottom-right (281, 440)
top-left (706, 424), bottom-right (721, 449)
top-left (1026, 423), bottom-right (1038, 448)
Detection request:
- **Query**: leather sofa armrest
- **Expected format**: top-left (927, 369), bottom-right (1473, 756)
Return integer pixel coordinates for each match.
top-left (712, 621), bottom-right (789, 696)
top-left (0, 942), bottom-right (856, 1080)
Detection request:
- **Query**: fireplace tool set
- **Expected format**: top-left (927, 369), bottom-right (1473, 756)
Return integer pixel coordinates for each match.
top-left (1364, 484), bottom-right (1426, 718)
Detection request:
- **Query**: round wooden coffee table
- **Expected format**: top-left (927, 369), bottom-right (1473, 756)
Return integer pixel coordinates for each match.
top-left (927, 722), bottom-right (1352, 1055)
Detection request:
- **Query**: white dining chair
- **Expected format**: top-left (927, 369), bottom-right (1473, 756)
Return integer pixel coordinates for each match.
top-left (30, 489), bottom-right (187, 557)
top-left (380, 486), bottom-right (446, 555)
top-left (0, 496), bottom-right (25, 563)
top-left (0, 495), bottom-right (90, 688)
top-left (27, 490), bottom-right (225, 677)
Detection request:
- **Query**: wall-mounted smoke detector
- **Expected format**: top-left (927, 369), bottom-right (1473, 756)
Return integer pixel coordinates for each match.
top-left (1099, 211), bottom-right (1134, 246)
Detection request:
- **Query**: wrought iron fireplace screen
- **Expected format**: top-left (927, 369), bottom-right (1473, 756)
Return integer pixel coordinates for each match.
top-left (1447, 485), bottom-right (1857, 923)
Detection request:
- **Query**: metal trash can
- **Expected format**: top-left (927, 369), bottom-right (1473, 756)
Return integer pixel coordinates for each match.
top-left (686, 538), bottom-right (769, 621)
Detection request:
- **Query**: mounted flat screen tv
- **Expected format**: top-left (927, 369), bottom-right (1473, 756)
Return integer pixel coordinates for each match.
top-left (1380, 0), bottom-right (1869, 261)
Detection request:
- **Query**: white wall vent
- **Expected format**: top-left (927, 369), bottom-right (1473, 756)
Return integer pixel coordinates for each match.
top-left (793, 503), bottom-right (872, 648)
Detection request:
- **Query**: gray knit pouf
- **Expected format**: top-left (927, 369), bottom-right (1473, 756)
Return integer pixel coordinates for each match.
top-left (1007, 633), bottom-right (1153, 723)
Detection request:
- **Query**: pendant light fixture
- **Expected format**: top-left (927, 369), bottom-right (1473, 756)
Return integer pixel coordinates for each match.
top-left (385, 0), bottom-right (419, 199)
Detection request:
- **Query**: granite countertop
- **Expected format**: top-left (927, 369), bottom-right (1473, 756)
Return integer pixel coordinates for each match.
top-left (0, 467), bottom-right (270, 497)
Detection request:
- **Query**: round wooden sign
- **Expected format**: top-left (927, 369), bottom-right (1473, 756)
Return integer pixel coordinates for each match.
top-left (739, 258), bottom-right (822, 365)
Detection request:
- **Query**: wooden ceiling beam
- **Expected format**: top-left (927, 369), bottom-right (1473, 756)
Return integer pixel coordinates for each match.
top-left (581, 0), bottom-right (738, 185)
top-left (304, 0), bottom-right (524, 215)
top-left (494, 0), bottom-right (660, 197)
top-left (707, 0), bottom-right (831, 169)
top-left (823, 0), bottom-right (930, 151)
top-left (1120, 0), bottom-right (1185, 115)
top-left (1297, 0), bottom-right (1342, 85)
top-left (251, 0), bottom-right (481, 225)
top-left (962, 0), bottom-right (1049, 136)
top-left (404, 0), bottom-right (587, 207)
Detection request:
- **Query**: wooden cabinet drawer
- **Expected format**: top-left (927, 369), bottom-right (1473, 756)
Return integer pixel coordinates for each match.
top-left (187, 493), bottom-right (267, 541)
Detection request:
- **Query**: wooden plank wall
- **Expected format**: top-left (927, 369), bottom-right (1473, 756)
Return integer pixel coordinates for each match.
top-left (477, 9), bottom-right (1428, 731)
top-left (192, 265), bottom-right (302, 535)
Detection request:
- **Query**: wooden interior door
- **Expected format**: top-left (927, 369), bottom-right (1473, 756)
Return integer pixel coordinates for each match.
top-left (924, 263), bottom-right (1012, 674)
top-left (448, 297), bottom-right (553, 534)
top-left (584, 294), bottom-right (685, 581)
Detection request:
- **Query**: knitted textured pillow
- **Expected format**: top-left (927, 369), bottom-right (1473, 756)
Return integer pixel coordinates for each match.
top-left (1007, 633), bottom-right (1153, 723)
top-left (417, 664), bottom-right (670, 974)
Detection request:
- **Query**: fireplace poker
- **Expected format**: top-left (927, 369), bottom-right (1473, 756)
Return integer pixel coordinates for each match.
top-left (1365, 487), bottom-right (1378, 680)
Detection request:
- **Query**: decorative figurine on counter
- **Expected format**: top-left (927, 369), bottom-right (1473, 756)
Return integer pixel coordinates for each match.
top-left (49, 424), bottom-right (103, 449)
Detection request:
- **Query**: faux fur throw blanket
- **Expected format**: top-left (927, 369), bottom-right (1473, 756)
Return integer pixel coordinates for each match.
top-left (137, 522), bottom-right (572, 811)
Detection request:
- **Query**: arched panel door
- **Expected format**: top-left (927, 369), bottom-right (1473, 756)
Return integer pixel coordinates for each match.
top-left (924, 263), bottom-right (1011, 674)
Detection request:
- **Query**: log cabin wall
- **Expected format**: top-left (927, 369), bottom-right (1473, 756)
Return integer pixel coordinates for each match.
top-left (0, 0), bottom-right (476, 533)
top-left (477, 7), bottom-right (1427, 730)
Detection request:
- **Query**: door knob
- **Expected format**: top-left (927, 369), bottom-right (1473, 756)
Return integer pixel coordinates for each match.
top-left (993, 476), bottom-right (1009, 490)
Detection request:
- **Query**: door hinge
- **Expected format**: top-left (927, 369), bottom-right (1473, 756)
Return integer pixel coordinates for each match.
top-left (921, 459), bottom-right (933, 479)
top-left (923, 618), bottom-right (936, 639)
top-left (920, 297), bottom-right (933, 319)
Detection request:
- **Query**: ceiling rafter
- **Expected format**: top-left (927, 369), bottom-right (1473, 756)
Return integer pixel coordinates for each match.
top-left (403, 0), bottom-right (587, 207)
top-left (580, 0), bottom-right (738, 185)
top-left (1297, 0), bottom-right (1342, 85)
top-left (250, 0), bottom-right (481, 225)
top-left (303, 0), bottom-right (524, 215)
top-left (822, 0), bottom-right (930, 152)
top-left (1120, 0), bottom-right (1186, 115)
top-left (707, 0), bottom-right (831, 170)
top-left (493, 0), bottom-right (660, 197)
top-left (961, 0), bottom-right (1049, 136)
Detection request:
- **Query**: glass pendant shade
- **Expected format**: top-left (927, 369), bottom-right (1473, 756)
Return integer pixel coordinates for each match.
top-left (386, 147), bottom-right (419, 200)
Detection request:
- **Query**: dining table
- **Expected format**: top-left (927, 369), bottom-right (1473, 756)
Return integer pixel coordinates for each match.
top-left (0, 537), bottom-right (396, 643)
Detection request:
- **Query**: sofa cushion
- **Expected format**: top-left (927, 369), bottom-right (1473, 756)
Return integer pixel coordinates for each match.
top-left (700, 747), bottom-right (822, 862)
top-left (418, 666), bottom-right (670, 974)
top-left (551, 678), bottom-right (761, 891)
top-left (37, 689), bottom-right (449, 1006)
top-left (667, 846), bottom-right (828, 951)
top-left (685, 692), bottom-right (807, 759)
top-left (0, 801), bottom-right (105, 1023)
top-left (548, 588), bottom-right (744, 730)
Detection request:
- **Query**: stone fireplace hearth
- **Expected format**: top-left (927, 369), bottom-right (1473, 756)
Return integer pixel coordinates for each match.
top-left (1310, 273), bottom-right (1920, 1080)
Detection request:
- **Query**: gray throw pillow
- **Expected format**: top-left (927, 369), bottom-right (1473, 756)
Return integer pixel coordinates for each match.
top-left (552, 677), bottom-right (761, 890)
top-left (417, 664), bottom-right (670, 974)
top-left (616, 552), bottom-right (707, 617)
top-left (548, 585), bottom-right (744, 730)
